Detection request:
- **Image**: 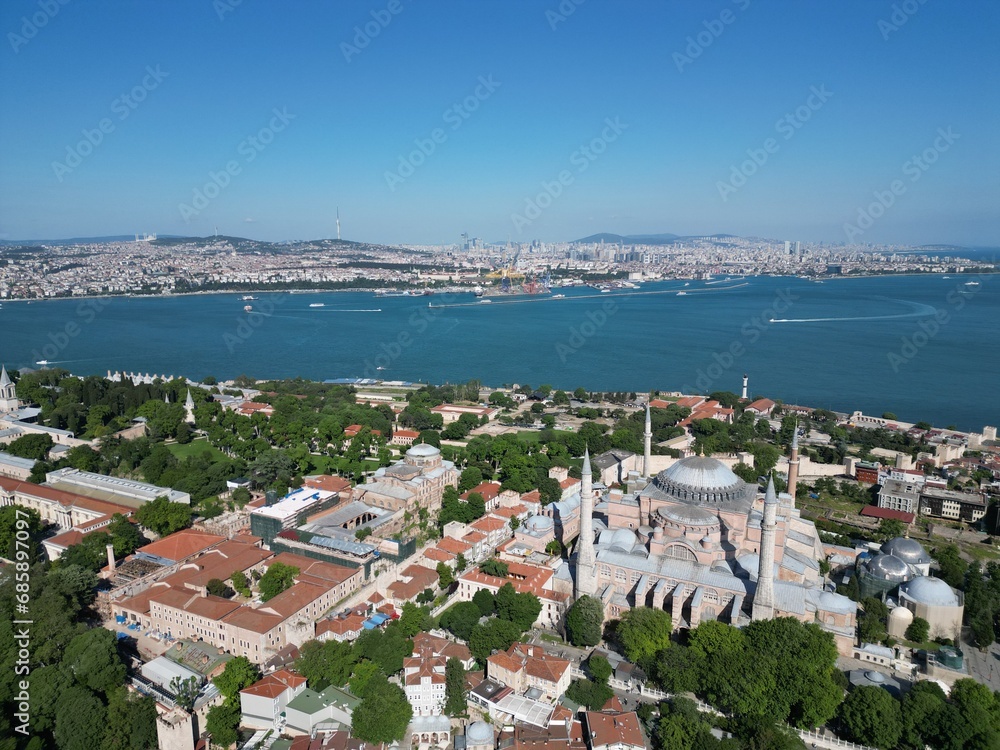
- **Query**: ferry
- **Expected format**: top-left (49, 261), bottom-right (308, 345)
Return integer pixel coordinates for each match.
top-left (243, 305), bottom-right (253, 312)
top-left (35, 360), bottom-right (49, 366)
top-left (375, 290), bottom-right (411, 298)
top-left (676, 291), bottom-right (687, 296)
top-left (241, 295), bottom-right (257, 301)
top-left (965, 281), bottom-right (981, 287)
top-left (309, 303), bottom-right (325, 308)
top-left (473, 286), bottom-right (485, 297)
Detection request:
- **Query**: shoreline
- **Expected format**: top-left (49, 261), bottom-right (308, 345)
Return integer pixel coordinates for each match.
top-left (2, 270), bottom-right (995, 305)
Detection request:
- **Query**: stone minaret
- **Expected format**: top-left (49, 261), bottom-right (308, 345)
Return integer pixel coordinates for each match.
top-left (752, 476), bottom-right (778, 620)
top-left (184, 389), bottom-right (196, 424)
top-left (0, 366), bottom-right (18, 413)
top-left (643, 403), bottom-right (652, 478)
top-left (575, 448), bottom-right (597, 599)
top-left (787, 429), bottom-right (800, 507)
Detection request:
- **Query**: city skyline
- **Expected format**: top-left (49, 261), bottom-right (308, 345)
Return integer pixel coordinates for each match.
top-left (2, 2), bottom-right (998, 246)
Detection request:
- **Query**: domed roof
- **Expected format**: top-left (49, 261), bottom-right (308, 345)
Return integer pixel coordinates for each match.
top-left (525, 515), bottom-right (554, 533)
top-left (882, 537), bottom-right (931, 565)
top-left (657, 504), bottom-right (719, 526)
top-left (865, 553), bottom-right (911, 581)
top-left (888, 606), bottom-right (914, 623)
top-left (467, 721), bottom-right (493, 743)
top-left (650, 456), bottom-right (753, 506)
top-left (660, 456), bottom-right (741, 491)
top-left (406, 443), bottom-right (440, 458)
top-left (900, 576), bottom-right (960, 607)
top-left (865, 670), bottom-right (886, 684)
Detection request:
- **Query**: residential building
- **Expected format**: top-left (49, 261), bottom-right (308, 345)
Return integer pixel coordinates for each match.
top-left (486, 642), bottom-right (570, 702)
top-left (240, 669), bottom-right (308, 730)
top-left (877, 479), bottom-right (921, 515)
top-left (583, 711), bottom-right (647, 750)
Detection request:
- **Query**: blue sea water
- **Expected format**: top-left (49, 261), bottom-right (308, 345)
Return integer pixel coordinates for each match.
top-left (2, 273), bottom-right (997, 432)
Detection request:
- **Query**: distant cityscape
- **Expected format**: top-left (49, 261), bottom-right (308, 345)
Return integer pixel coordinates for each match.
top-left (0, 233), bottom-right (994, 300)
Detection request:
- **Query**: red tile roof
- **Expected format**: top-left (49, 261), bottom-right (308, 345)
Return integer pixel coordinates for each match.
top-left (138, 530), bottom-right (226, 562)
top-left (860, 506), bottom-right (915, 523)
top-left (584, 711), bottom-right (646, 749)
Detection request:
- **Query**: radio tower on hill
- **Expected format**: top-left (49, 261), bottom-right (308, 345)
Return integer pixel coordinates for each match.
top-left (336, 207), bottom-right (341, 241)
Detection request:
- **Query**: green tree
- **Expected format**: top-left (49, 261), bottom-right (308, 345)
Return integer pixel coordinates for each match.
top-left (479, 558), bottom-right (509, 577)
top-left (458, 467), bottom-right (484, 493)
top-left (398, 601), bottom-right (433, 637)
top-left (565, 678), bottom-right (613, 709)
top-left (205, 701), bottom-right (241, 747)
top-left (469, 618), bottom-right (523, 663)
top-left (566, 595), bottom-right (604, 647)
top-left (135, 495), bottom-right (192, 536)
top-left (617, 606), bottom-right (672, 665)
top-left (213, 656), bottom-right (261, 704)
top-left (107, 513), bottom-right (144, 557)
top-left (440, 601), bottom-right (483, 641)
top-left (351, 672), bottom-right (413, 744)
top-left (0, 505), bottom-right (43, 562)
top-left (207, 578), bottom-right (234, 598)
top-left (53, 685), bottom-right (108, 750)
top-left (588, 653), bottom-right (612, 684)
top-left (61, 627), bottom-right (126, 696)
top-left (231, 570), bottom-right (251, 597)
top-left (904, 616), bottom-right (930, 644)
top-left (838, 686), bottom-right (903, 750)
top-left (651, 643), bottom-right (703, 694)
top-left (103, 687), bottom-right (158, 750)
top-left (494, 582), bottom-right (541, 630)
top-left (878, 518), bottom-right (906, 542)
top-left (437, 561), bottom-right (455, 589)
top-left (170, 676), bottom-right (201, 711)
top-left (472, 588), bottom-right (495, 616)
top-left (349, 660), bottom-right (384, 697)
top-left (444, 657), bottom-right (468, 717)
top-left (295, 639), bottom-right (357, 690)
top-left (6, 433), bottom-right (54, 460)
top-left (258, 562), bottom-right (299, 601)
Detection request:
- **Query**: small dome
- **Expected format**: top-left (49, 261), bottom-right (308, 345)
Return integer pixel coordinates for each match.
top-left (406, 443), bottom-right (440, 458)
top-left (525, 515), bottom-right (553, 533)
top-left (900, 576), bottom-right (960, 607)
top-left (865, 670), bottom-right (886, 684)
top-left (865, 554), bottom-right (911, 582)
top-left (882, 537), bottom-right (931, 565)
top-left (889, 606), bottom-right (914, 624)
top-left (467, 721), bottom-right (493, 743)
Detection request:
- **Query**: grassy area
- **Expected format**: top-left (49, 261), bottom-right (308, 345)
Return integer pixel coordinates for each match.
top-left (515, 429), bottom-right (575, 444)
top-left (539, 632), bottom-right (565, 644)
top-left (167, 439), bottom-right (225, 461)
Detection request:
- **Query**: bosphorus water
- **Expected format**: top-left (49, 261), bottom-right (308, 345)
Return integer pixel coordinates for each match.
top-left (3, 274), bottom-right (997, 432)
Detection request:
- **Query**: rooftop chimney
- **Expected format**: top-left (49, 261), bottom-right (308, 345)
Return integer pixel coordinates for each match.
top-left (106, 543), bottom-right (117, 573)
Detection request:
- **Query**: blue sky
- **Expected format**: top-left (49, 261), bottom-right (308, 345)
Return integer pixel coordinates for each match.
top-left (1, 0), bottom-right (997, 245)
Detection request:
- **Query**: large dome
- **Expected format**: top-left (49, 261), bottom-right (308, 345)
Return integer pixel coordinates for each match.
top-left (406, 443), bottom-right (440, 458)
top-left (651, 456), bottom-right (752, 506)
top-left (865, 553), bottom-right (911, 582)
top-left (882, 537), bottom-right (931, 565)
top-left (900, 576), bottom-right (960, 607)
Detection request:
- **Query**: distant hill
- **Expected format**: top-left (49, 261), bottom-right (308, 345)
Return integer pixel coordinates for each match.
top-left (0, 235), bottom-right (182, 246)
top-left (572, 232), bottom-right (681, 245)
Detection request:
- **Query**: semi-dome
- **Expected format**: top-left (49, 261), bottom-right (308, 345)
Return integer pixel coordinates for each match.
top-left (882, 537), bottom-right (931, 565)
top-left (467, 721), bottom-right (493, 744)
top-left (406, 443), bottom-right (441, 458)
top-left (656, 504), bottom-right (719, 527)
top-left (651, 456), bottom-right (753, 506)
top-left (865, 554), bottom-right (911, 582)
top-left (900, 576), bottom-right (960, 607)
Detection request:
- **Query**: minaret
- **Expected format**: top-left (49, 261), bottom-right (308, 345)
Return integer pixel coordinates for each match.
top-left (752, 476), bottom-right (778, 620)
top-left (787, 429), bottom-right (800, 508)
top-left (0, 366), bottom-right (18, 413)
top-left (643, 403), bottom-right (652, 478)
top-left (184, 389), bottom-right (196, 424)
top-left (741, 373), bottom-right (749, 401)
top-left (575, 448), bottom-right (597, 599)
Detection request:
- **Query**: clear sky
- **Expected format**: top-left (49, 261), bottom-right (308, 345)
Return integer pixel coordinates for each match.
top-left (1, 0), bottom-right (997, 245)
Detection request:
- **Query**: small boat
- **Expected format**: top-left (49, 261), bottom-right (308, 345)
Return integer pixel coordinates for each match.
top-left (965, 281), bottom-right (980, 287)
top-left (478, 299), bottom-right (492, 304)
top-left (943, 276), bottom-right (951, 279)
top-left (552, 294), bottom-right (565, 299)
top-left (35, 359), bottom-right (49, 365)
top-left (600, 289), bottom-right (610, 293)
top-left (683, 282), bottom-right (690, 286)
top-left (309, 303), bottom-right (325, 308)
top-left (242, 295), bottom-right (257, 301)
top-left (676, 292), bottom-right (687, 296)
top-left (376, 366), bottom-right (386, 371)
top-left (244, 305), bottom-right (253, 312)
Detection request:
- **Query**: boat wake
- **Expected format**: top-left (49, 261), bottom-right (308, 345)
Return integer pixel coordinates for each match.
top-left (770, 299), bottom-right (937, 324)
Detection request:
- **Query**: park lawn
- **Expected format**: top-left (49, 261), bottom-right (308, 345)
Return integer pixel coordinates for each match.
top-left (167, 439), bottom-right (225, 461)
top-left (515, 429), bottom-right (575, 445)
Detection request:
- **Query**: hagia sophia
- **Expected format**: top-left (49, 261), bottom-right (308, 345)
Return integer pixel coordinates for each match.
top-left (571, 407), bottom-right (859, 654)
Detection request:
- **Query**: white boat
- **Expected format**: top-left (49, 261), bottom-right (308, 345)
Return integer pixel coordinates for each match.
top-left (478, 299), bottom-right (492, 304)
top-left (376, 366), bottom-right (386, 371)
top-left (965, 281), bottom-right (980, 286)
top-left (683, 282), bottom-right (690, 286)
top-left (244, 305), bottom-right (253, 312)
top-left (309, 303), bottom-right (325, 308)
top-left (600, 289), bottom-right (610, 293)
top-left (552, 294), bottom-right (565, 299)
top-left (35, 360), bottom-right (49, 365)
top-left (676, 292), bottom-right (687, 296)
top-left (242, 295), bottom-right (257, 301)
